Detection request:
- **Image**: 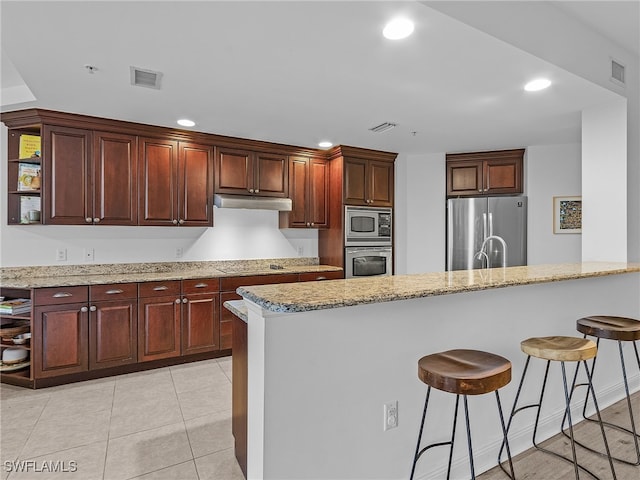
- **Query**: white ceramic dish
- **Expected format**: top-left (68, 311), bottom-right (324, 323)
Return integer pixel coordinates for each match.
top-left (2, 347), bottom-right (28, 364)
top-left (12, 333), bottom-right (31, 344)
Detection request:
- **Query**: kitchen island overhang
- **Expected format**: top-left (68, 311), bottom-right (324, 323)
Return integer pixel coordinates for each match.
top-left (231, 263), bottom-right (640, 479)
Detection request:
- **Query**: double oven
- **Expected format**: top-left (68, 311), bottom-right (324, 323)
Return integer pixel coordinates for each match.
top-left (344, 206), bottom-right (393, 279)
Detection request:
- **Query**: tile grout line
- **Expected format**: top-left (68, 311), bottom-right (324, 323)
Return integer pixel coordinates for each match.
top-left (170, 366), bottom-right (201, 480)
top-left (101, 380), bottom-right (117, 480)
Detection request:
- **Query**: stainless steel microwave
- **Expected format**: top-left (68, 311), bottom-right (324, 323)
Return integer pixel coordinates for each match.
top-left (344, 206), bottom-right (392, 246)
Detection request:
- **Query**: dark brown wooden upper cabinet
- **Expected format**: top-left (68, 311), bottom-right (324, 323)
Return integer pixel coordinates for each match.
top-left (216, 147), bottom-right (288, 198)
top-left (446, 149), bottom-right (524, 197)
top-left (93, 131), bottom-right (138, 225)
top-left (280, 156), bottom-right (328, 228)
top-left (43, 125), bottom-right (93, 225)
top-left (344, 158), bottom-right (394, 207)
top-left (139, 138), bottom-right (213, 226)
top-left (178, 142), bottom-right (214, 226)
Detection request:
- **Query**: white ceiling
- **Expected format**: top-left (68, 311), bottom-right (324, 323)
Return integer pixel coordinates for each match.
top-left (0, 1), bottom-right (635, 155)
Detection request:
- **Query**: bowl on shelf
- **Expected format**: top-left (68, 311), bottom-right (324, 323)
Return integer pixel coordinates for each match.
top-left (12, 333), bottom-right (31, 345)
top-left (2, 347), bottom-right (29, 365)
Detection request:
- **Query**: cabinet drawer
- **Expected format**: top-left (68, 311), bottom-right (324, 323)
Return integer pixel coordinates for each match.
top-left (220, 273), bottom-right (299, 292)
top-left (34, 286), bottom-right (89, 306)
top-left (138, 281), bottom-right (181, 298)
top-left (90, 283), bottom-right (138, 301)
top-left (298, 271), bottom-right (343, 282)
top-left (182, 278), bottom-right (220, 294)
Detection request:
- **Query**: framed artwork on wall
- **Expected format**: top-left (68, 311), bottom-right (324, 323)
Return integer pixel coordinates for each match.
top-left (553, 196), bottom-right (582, 234)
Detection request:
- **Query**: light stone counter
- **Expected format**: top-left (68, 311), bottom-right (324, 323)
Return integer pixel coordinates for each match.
top-left (237, 262), bottom-right (640, 312)
top-left (0, 258), bottom-right (342, 289)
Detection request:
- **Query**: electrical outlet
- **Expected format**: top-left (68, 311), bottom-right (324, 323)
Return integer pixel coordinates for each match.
top-left (84, 247), bottom-right (95, 262)
top-left (56, 248), bottom-right (67, 262)
top-left (176, 247), bottom-right (183, 258)
top-left (384, 401), bottom-right (398, 431)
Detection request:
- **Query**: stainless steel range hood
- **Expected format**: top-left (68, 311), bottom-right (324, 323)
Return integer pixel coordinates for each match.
top-left (213, 194), bottom-right (292, 211)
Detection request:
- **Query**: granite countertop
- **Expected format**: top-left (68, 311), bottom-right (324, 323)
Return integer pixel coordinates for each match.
top-left (237, 262), bottom-right (640, 313)
top-left (223, 300), bottom-right (248, 322)
top-left (0, 259), bottom-right (342, 289)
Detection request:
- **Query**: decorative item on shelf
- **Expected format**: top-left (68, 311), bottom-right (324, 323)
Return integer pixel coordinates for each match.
top-left (12, 333), bottom-right (31, 345)
top-left (18, 134), bottom-right (41, 159)
top-left (19, 197), bottom-right (41, 224)
top-left (17, 163), bottom-right (41, 191)
top-left (2, 348), bottom-right (29, 365)
top-left (553, 195), bottom-right (582, 234)
top-left (0, 323), bottom-right (30, 342)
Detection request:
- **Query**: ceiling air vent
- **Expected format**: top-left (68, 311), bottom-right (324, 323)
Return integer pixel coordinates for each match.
top-left (610, 59), bottom-right (625, 86)
top-left (130, 66), bottom-right (162, 89)
top-left (369, 122), bottom-right (397, 133)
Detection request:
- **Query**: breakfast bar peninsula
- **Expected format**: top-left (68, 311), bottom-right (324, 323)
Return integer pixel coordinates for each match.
top-left (227, 262), bottom-right (640, 480)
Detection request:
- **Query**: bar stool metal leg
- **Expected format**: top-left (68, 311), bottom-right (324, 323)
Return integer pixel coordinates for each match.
top-left (564, 337), bottom-right (640, 466)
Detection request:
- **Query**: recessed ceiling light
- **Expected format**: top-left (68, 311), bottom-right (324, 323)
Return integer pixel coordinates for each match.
top-left (383, 18), bottom-right (414, 40)
top-left (318, 141), bottom-right (333, 148)
top-left (524, 78), bottom-right (552, 92)
top-left (177, 119), bottom-right (195, 127)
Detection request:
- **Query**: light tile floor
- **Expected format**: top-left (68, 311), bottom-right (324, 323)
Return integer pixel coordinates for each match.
top-left (0, 357), bottom-right (243, 480)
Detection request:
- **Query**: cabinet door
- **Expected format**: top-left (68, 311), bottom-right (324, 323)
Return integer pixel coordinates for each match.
top-left (182, 292), bottom-right (219, 355)
top-left (178, 142), bottom-right (213, 226)
top-left (43, 125), bottom-right (92, 225)
top-left (139, 137), bottom-right (178, 225)
top-left (368, 160), bottom-right (394, 207)
top-left (446, 160), bottom-right (483, 197)
top-left (94, 131), bottom-right (138, 225)
top-left (216, 148), bottom-right (253, 195)
top-left (33, 302), bottom-right (88, 378)
top-left (343, 158), bottom-right (367, 206)
top-left (484, 158), bottom-right (522, 195)
top-left (308, 158), bottom-right (329, 227)
top-left (286, 156), bottom-right (309, 227)
top-left (138, 295), bottom-right (181, 361)
top-left (89, 300), bottom-right (137, 370)
top-left (254, 152), bottom-right (288, 197)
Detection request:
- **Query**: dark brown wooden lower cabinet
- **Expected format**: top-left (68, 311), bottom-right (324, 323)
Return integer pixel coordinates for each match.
top-left (138, 295), bottom-right (181, 362)
top-left (232, 315), bottom-right (248, 478)
top-left (33, 302), bottom-right (89, 378)
top-left (182, 293), bottom-right (219, 355)
top-left (89, 300), bottom-right (137, 369)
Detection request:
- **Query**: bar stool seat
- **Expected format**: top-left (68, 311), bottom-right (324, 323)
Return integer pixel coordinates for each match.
top-left (418, 349), bottom-right (512, 395)
top-left (411, 349), bottom-right (514, 480)
top-left (577, 315), bottom-right (640, 341)
top-left (520, 336), bottom-right (597, 362)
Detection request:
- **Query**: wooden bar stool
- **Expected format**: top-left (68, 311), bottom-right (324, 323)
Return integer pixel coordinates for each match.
top-left (410, 349), bottom-right (515, 480)
top-left (565, 315), bottom-right (640, 465)
top-left (499, 336), bottom-right (617, 480)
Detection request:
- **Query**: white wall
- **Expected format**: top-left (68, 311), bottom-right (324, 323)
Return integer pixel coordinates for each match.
top-left (0, 124), bottom-right (317, 267)
top-left (582, 99), bottom-right (628, 262)
top-left (526, 143), bottom-right (582, 264)
top-left (395, 152), bottom-right (446, 274)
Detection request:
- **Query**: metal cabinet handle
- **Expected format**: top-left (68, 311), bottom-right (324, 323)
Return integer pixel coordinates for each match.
top-left (80, 306), bottom-right (88, 313)
top-left (175, 298), bottom-right (181, 304)
top-left (93, 218), bottom-right (100, 223)
top-left (255, 189), bottom-right (259, 193)
top-left (182, 298), bottom-right (188, 303)
top-left (105, 289), bottom-right (124, 295)
top-left (179, 219), bottom-right (185, 225)
top-left (172, 219), bottom-right (178, 225)
top-left (90, 306), bottom-right (97, 312)
top-left (310, 222), bottom-right (315, 226)
top-left (316, 276), bottom-right (327, 280)
top-left (153, 286), bottom-right (169, 291)
top-left (249, 188), bottom-right (254, 193)
top-left (194, 283), bottom-right (208, 288)
top-left (52, 292), bottom-right (73, 298)
top-left (85, 217), bottom-right (92, 223)
top-left (306, 222), bottom-right (310, 227)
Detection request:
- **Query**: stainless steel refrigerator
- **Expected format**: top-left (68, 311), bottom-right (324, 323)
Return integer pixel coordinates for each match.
top-left (446, 196), bottom-right (527, 271)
